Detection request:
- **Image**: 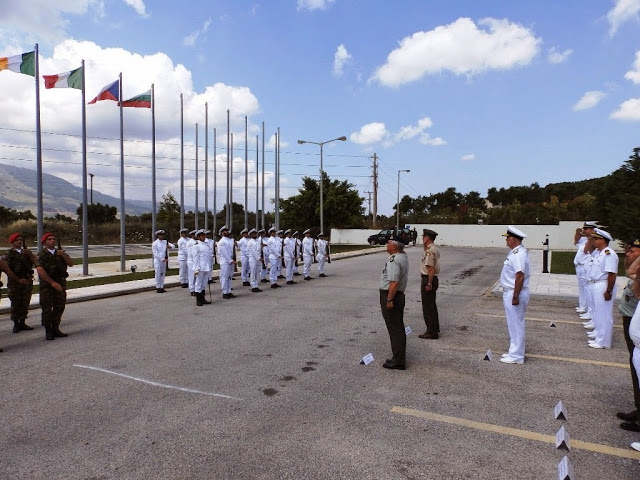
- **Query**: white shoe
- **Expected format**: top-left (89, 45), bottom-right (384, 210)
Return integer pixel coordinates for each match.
top-left (583, 321), bottom-right (595, 329)
top-left (576, 308), bottom-right (587, 314)
top-left (500, 355), bottom-right (524, 364)
top-left (631, 442), bottom-right (640, 452)
top-left (587, 331), bottom-right (596, 338)
top-left (580, 313), bottom-right (592, 320)
top-left (588, 341), bottom-right (605, 349)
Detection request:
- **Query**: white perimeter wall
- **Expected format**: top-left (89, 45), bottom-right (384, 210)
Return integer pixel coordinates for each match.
top-left (330, 221), bottom-right (583, 251)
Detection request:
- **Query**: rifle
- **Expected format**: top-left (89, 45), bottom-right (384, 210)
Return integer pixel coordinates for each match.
top-left (294, 238), bottom-right (299, 267)
top-left (260, 237), bottom-right (266, 268)
top-left (313, 239), bottom-right (317, 264)
top-left (327, 241), bottom-right (331, 264)
top-left (164, 235), bottom-right (169, 268)
top-left (232, 237), bottom-right (238, 273)
top-left (281, 235), bottom-right (285, 268)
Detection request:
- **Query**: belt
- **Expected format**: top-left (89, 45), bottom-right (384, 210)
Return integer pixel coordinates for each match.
top-left (421, 274), bottom-right (438, 278)
top-left (588, 279), bottom-right (607, 283)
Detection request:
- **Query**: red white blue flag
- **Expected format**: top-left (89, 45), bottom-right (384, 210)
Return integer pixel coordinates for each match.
top-left (88, 79), bottom-right (119, 104)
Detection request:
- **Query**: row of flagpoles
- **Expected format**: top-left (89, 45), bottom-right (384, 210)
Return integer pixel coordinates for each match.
top-left (0, 44), bottom-right (282, 275)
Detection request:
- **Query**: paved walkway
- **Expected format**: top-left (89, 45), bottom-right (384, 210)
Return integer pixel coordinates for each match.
top-left (0, 247), bottom-right (628, 314)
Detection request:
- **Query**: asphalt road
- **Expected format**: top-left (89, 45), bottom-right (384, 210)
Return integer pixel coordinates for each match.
top-left (1, 246), bottom-right (638, 479)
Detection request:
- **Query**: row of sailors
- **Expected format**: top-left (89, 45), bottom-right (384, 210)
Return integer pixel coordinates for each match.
top-left (153, 226), bottom-right (330, 305)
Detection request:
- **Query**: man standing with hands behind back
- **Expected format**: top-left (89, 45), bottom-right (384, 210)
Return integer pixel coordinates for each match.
top-left (419, 228), bottom-right (440, 340)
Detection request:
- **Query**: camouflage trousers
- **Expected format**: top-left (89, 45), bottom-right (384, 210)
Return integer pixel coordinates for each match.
top-left (8, 282), bottom-right (33, 323)
top-left (40, 286), bottom-right (67, 329)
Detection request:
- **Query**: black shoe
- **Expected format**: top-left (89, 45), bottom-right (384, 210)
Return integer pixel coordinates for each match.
top-left (20, 321), bottom-right (34, 331)
top-left (191, 291), bottom-right (195, 296)
top-left (620, 421), bottom-right (640, 432)
top-left (243, 281), bottom-right (251, 286)
top-left (45, 328), bottom-right (55, 341)
top-left (252, 288), bottom-right (262, 292)
top-left (319, 273), bottom-right (327, 277)
top-left (261, 279), bottom-right (269, 283)
top-left (201, 292), bottom-right (211, 304)
top-left (278, 275), bottom-right (285, 279)
top-left (271, 284), bottom-right (278, 289)
top-left (223, 294), bottom-right (230, 299)
top-left (294, 272), bottom-right (301, 276)
top-left (382, 362), bottom-right (406, 370)
top-left (418, 332), bottom-right (439, 339)
top-left (54, 328), bottom-right (68, 338)
top-left (12, 323), bottom-right (20, 333)
top-left (228, 293), bottom-right (236, 298)
top-left (181, 283), bottom-right (189, 288)
top-left (617, 410), bottom-right (639, 422)
top-left (157, 288), bottom-right (166, 293)
top-left (304, 277), bottom-right (311, 281)
top-left (286, 280), bottom-right (297, 285)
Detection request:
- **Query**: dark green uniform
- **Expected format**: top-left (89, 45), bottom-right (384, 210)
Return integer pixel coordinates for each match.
top-left (5, 248), bottom-right (34, 330)
top-left (36, 248), bottom-right (69, 333)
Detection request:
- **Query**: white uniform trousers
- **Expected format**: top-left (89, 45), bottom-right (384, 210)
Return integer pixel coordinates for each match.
top-left (154, 259), bottom-right (167, 288)
top-left (591, 281), bottom-right (617, 348)
top-left (187, 261), bottom-right (195, 292)
top-left (576, 264), bottom-right (588, 311)
top-left (634, 347), bottom-right (640, 387)
top-left (249, 258), bottom-right (260, 288)
top-left (317, 254), bottom-right (326, 274)
top-left (241, 254), bottom-right (250, 282)
top-left (179, 259), bottom-right (188, 285)
top-left (284, 257), bottom-right (294, 281)
top-left (503, 287), bottom-right (530, 361)
top-left (303, 256), bottom-right (312, 278)
top-left (219, 263), bottom-right (232, 294)
top-left (269, 254), bottom-right (279, 284)
top-left (194, 270), bottom-right (210, 293)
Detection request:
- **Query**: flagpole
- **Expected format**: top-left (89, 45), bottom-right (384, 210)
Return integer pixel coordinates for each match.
top-left (261, 121), bottom-right (265, 229)
top-left (119, 73), bottom-right (125, 272)
top-left (81, 60), bottom-right (89, 275)
top-left (35, 43), bottom-right (43, 248)
top-left (204, 102), bottom-right (209, 231)
top-left (255, 134), bottom-right (259, 231)
top-left (244, 115), bottom-right (248, 230)
top-left (230, 132), bottom-right (234, 230)
top-left (274, 129), bottom-right (279, 229)
top-left (151, 83), bottom-right (156, 242)
top-left (226, 109), bottom-right (230, 227)
top-left (213, 127), bottom-right (217, 235)
top-left (180, 93), bottom-right (184, 229)
top-left (195, 123), bottom-right (199, 230)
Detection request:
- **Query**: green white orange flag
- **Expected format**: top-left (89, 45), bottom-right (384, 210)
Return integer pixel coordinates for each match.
top-left (43, 66), bottom-right (83, 89)
top-left (0, 51), bottom-right (36, 76)
top-left (121, 89), bottom-right (151, 108)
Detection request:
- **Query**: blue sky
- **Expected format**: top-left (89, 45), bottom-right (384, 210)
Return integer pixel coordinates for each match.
top-left (1, 0), bottom-right (640, 217)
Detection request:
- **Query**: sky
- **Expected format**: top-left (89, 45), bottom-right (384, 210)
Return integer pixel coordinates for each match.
top-left (1, 0), bottom-right (640, 218)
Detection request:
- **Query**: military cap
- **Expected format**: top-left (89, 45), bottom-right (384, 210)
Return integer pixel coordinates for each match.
top-left (502, 226), bottom-right (527, 240)
top-left (189, 230), bottom-right (197, 235)
top-left (628, 238), bottom-right (640, 248)
top-left (592, 228), bottom-right (613, 242)
top-left (219, 225), bottom-right (230, 235)
top-left (303, 229), bottom-right (311, 235)
top-left (317, 232), bottom-right (324, 238)
top-left (277, 229), bottom-right (283, 234)
top-left (248, 228), bottom-right (257, 235)
top-left (41, 232), bottom-right (54, 244)
top-left (258, 228), bottom-right (266, 234)
top-left (391, 235), bottom-right (407, 245)
top-left (583, 221), bottom-right (599, 229)
top-left (240, 228), bottom-right (248, 235)
top-left (155, 229), bottom-right (166, 236)
top-left (268, 227), bottom-right (276, 233)
top-left (293, 231), bottom-right (299, 236)
top-left (179, 228), bottom-right (188, 234)
top-left (284, 229), bottom-right (291, 235)
top-left (204, 230), bottom-right (211, 234)
top-left (422, 229), bottom-right (438, 240)
top-left (196, 229), bottom-right (205, 236)
top-left (8, 232), bottom-right (21, 243)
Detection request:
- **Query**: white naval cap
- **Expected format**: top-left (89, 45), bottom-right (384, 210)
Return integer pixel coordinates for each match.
top-left (268, 227), bottom-right (276, 233)
top-left (284, 229), bottom-right (291, 235)
top-left (502, 226), bottom-right (527, 240)
top-left (219, 225), bottom-right (230, 235)
top-left (248, 228), bottom-right (257, 235)
top-left (204, 229), bottom-right (211, 234)
top-left (189, 229), bottom-right (197, 235)
top-left (240, 228), bottom-right (248, 234)
top-left (277, 229), bottom-right (283, 234)
top-left (195, 229), bottom-right (205, 236)
top-left (303, 229), bottom-right (311, 235)
top-left (155, 229), bottom-right (165, 235)
top-left (258, 228), bottom-right (266, 234)
top-left (583, 221), bottom-right (600, 229)
top-left (592, 228), bottom-right (613, 242)
top-left (293, 231), bottom-right (299, 236)
top-left (179, 228), bottom-right (188, 233)
top-left (317, 232), bottom-right (324, 238)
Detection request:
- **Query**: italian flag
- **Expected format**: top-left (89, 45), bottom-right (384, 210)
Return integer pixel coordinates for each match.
top-left (0, 51), bottom-right (35, 77)
top-left (43, 66), bottom-right (83, 89)
top-left (121, 89), bottom-right (151, 108)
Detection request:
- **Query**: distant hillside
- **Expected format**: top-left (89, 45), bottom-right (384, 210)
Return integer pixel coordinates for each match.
top-left (0, 163), bottom-right (153, 217)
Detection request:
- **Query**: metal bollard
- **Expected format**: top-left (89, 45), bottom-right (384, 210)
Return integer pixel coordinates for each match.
top-left (542, 234), bottom-right (549, 273)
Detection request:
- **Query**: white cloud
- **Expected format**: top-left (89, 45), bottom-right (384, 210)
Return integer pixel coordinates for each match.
top-left (296, 0), bottom-right (336, 12)
top-left (183, 18), bottom-right (212, 47)
top-left (370, 17), bottom-right (541, 87)
top-left (0, 39), bottom-right (262, 203)
top-left (573, 91), bottom-right (606, 111)
top-left (350, 123), bottom-right (388, 145)
top-left (351, 117), bottom-right (445, 147)
top-left (123, 0), bottom-right (147, 16)
top-left (610, 98), bottom-right (640, 120)
top-left (607, 0), bottom-right (640, 37)
top-left (333, 44), bottom-right (352, 77)
top-left (625, 51), bottom-right (640, 84)
top-left (461, 153), bottom-right (475, 162)
top-left (548, 46), bottom-right (572, 64)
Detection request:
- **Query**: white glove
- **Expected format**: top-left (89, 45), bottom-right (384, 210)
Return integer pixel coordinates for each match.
top-left (194, 270), bottom-right (199, 276)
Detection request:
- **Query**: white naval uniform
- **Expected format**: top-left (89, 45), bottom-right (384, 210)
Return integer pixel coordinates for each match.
top-left (574, 237), bottom-right (589, 312)
top-left (284, 237), bottom-right (295, 281)
top-left (152, 238), bottom-right (175, 289)
top-left (193, 240), bottom-right (212, 293)
top-left (267, 235), bottom-right (282, 284)
top-left (186, 237), bottom-right (197, 292)
top-left (247, 237), bottom-right (262, 288)
top-left (238, 236), bottom-right (250, 282)
top-left (302, 236), bottom-right (314, 278)
top-left (177, 235), bottom-right (189, 285)
top-left (316, 238), bottom-right (328, 274)
top-left (204, 237), bottom-right (215, 283)
top-left (294, 238), bottom-right (301, 274)
top-left (587, 245), bottom-right (618, 348)
top-left (217, 236), bottom-right (234, 295)
top-left (630, 303), bottom-right (640, 389)
top-left (500, 245), bottom-right (531, 362)
top-left (260, 236), bottom-right (269, 280)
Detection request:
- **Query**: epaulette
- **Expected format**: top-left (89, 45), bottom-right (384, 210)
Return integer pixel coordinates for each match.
top-left (512, 247), bottom-right (519, 254)
top-left (605, 249), bottom-right (611, 255)
top-left (389, 254), bottom-right (395, 263)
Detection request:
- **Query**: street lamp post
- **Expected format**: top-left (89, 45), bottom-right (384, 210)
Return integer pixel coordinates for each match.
top-left (397, 169), bottom-right (410, 235)
top-left (89, 173), bottom-right (94, 204)
top-left (297, 135), bottom-right (347, 234)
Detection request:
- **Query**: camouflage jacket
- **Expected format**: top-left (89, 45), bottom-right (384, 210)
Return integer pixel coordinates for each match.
top-left (4, 248), bottom-right (34, 282)
top-left (37, 249), bottom-right (69, 288)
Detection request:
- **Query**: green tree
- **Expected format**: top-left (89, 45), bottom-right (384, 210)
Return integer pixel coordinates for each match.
top-left (77, 202), bottom-right (118, 224)
top-left (602, 148), bottom-right (640, 241)
top-left (157, 192), bottom-right (181, 234)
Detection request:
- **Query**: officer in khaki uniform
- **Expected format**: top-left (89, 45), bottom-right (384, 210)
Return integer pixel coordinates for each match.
top-left (419, 228), bottom-right (440, 339)
top-left (5, 232), bottom-right (37, 332)
top-left (36, 232), bottom-right (74, 340)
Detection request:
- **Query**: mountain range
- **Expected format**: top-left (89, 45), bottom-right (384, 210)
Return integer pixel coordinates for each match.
top-left (0, 163), bottom-right (153, 217)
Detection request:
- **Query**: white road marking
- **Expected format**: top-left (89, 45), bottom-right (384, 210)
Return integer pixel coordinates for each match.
top-left (73, 364), bottom-right (238, 399)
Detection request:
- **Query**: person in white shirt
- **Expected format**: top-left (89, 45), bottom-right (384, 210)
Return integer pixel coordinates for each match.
top-left (152, 230), bottom-right (175, 293)
top-left (238, 228), bottom-right (251, 286)
top-left (293, 231), bottom-right (302, 276)
top-left (192, 230), bottom-right (212, 306)
top-left (186, 230), bottom-right (197, 296)
top-left (302, 229), bottom-right (314, 281)
top-left (177, 228), bottom-right (189, 288)
top-left (316, 232), bottom-right (329, 277)
top-left (574, 221), bottom-right (598, 316)
top-left (267, 227), bottom-right (282, 288)
top-left (204, 230), bottom-right (215, 285)
top-left (586, 228), bottom-right (618, 349)
top-left (217, 225), bottom-right (236, 299)
top-left (283, 229), bottom-right (297, 284)
top-left (499, 226), bottom-right (530, 364)
top-left (247, 229), bottom-right (263, 292)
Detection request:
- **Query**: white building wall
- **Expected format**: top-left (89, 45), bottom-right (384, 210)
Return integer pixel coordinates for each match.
top-left (330, 221), bottom-right (583, 251)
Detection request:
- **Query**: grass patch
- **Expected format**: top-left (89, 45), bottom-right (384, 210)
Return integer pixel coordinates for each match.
top-left (551, 251), bottom-right (626, 276)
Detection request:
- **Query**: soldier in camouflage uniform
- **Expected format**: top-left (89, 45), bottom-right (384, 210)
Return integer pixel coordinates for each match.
top-left (0, 257), bottom-right (27, 352)
top-left (4, 232), bottom-right (37, 333)
top-left (36, 232), bottom-right (73, 341)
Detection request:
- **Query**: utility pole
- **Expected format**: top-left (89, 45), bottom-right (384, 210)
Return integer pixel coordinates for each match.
top-left (372, 153), bottom-right (378, 228)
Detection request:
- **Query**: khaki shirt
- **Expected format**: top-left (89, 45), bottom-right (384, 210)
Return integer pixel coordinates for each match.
top-left (421, 243), bottom-right (440, 276)
top-left (379, 253), bottom-right (409, 291)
